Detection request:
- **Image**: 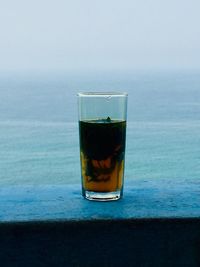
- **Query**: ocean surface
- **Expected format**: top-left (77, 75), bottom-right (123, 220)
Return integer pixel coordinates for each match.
top-left (0, 71), bottom-right (200, 186)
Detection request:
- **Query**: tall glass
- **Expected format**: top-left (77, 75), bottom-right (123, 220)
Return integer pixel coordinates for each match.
top-left (78, 92), bottom-right (128, 201)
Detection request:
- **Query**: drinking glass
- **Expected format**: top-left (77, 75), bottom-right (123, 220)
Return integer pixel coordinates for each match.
top-left (78, 92), bottom-right (128, 201)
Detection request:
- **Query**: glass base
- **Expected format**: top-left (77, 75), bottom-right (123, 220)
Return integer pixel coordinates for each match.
top-left (83, 190), bottom-right (122, 201)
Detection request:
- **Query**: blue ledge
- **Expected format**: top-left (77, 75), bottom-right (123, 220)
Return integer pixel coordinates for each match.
top-left (0, 178), bottom-right (200, 222)
top-left (0, 179), bottom-right (200, 267)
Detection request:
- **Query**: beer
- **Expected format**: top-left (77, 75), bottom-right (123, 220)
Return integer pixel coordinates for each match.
top-left (79, 117), bottom-right (126, 194)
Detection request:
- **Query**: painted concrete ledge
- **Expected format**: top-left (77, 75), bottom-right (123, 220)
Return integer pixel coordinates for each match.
top-left (0, 178), bottom-right (200, 266)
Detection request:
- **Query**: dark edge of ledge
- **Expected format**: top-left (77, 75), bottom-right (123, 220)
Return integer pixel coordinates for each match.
top-left (1, 217), bottom-right (200, 226)
top-left (0, 217), bottom-right (200, 267)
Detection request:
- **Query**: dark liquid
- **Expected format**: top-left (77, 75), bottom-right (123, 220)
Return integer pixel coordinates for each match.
top-left (79, 119), bottom-right (126, 193)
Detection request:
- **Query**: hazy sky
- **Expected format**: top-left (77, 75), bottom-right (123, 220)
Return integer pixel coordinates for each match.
top-left (0, 0), bottom-right (200, 71)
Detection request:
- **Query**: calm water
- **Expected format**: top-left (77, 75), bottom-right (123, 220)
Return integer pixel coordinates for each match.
top-left (0, 71), bottom-right (200, 185)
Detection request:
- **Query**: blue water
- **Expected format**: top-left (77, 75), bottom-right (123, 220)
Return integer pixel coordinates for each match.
top-left (0, 71), bottom-right (200, 185)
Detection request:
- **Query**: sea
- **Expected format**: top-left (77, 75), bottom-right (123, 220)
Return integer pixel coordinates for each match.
top-left (0, 70), bottom-right (200, 186)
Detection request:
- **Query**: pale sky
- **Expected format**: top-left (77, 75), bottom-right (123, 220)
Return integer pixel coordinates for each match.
top-left (0, 0), bottom-right (200, 72)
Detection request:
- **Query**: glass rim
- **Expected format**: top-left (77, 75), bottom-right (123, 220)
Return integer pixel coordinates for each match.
top-left (77, 92), bottom-right (128, 97)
